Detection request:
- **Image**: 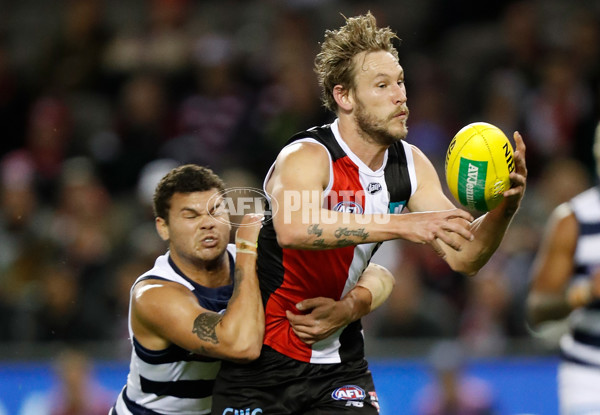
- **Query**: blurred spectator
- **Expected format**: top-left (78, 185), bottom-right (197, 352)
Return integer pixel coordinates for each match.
top-left (0, 151), bottom-right (54, 341)
top-left (523, 48), bottom-right (596, 177)
top-left (99, 72), bottom-right (174, 193)
top-left (0, 37), bottom-right (31, 156)
top-left (19, 347), bottom-right (115, 415)
top-left (459, 261), bottom-right (511, 357)
top-left (20, 96), bottom-right (73, 201)
top-left (160, 33), bottom-right (256, 173)
top-left (253, 10), bottom-right (329, 173)
top-left (412, 340), bottom-right (498, 415)
top-left (102, 0), bottom-right (193, 97)
top-left (36, 0), bottom-right (109, 94)
top-left (31, 263), bottom-right (98, 342)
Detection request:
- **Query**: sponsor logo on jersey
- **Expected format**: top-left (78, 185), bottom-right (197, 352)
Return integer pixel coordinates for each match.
top-left (367, 182), bottom-right (382, 194)
top-left (333, 201), bottom-right (364, 214)
top-left (222, 408), bottom-right (263, 415)
top-left (331, 385), bottom-right (366, 401)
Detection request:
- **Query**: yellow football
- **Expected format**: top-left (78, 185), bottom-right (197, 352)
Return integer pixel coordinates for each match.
top-left (445, 122), bottom-right (515, 212)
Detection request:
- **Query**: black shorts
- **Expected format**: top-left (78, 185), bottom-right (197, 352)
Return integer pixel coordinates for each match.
top-left (211, 346), bottom-right (379, 415)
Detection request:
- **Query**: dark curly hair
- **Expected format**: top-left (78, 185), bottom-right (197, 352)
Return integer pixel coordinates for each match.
top-left (153, 164), bottom-right (225, 221)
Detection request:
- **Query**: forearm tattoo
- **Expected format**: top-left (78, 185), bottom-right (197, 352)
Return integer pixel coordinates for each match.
top-left (308, 225), bottom-right (369, 248)
top-left (334, 227), bottom-right (369, 240)
top-left (307, 224), bottom-right (323, 237)
top-left (192, 313), bottom-right (222, 344)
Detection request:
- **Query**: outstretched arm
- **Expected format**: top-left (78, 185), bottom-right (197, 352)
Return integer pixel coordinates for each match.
top-left (407, 132), bottom-right (527, 275)
top-left (286, 262), bottom-right (395, 344)
top-left (268, 141), bottom-right (474, 251)
top-left (131, 214), bottom-right (264, 363)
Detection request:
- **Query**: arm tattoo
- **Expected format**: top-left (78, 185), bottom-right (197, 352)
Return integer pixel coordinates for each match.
top-left (335, 239), bottom-right (354, 247)
top-left (334, 227), bottom-right (369, 240)
top-left (307, 224), bottom-right (323, 237)
top-left (311, 238), bottom-right (354, 248)
top-left (310, 227), bottom-right (369, 248)
top-left (192, 312), bottom-right (222, 344)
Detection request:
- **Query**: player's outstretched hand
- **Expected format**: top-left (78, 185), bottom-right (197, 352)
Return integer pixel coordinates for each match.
top-left (503, 131), bottom-right (527, 215)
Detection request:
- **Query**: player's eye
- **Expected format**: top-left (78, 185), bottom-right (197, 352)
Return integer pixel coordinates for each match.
top-left (210, 201), bottom-right (228, 216)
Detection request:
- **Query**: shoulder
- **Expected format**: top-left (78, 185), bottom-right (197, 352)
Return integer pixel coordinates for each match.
top-left (546, 202), bottom-right (578, 242)
top-left (272, 140), bottom-right (331, 182)
top-left (404, 143), bottom-right (429, 164)
top-left (132, 278), bottom-right (193, 314)
top-left (278, 139), bottom-right (330, 162)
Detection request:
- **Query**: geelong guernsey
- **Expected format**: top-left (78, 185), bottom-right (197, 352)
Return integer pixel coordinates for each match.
top-left (258, 119), bottom-right (417, 364)
top-left (112, 246), bottom-right (236, 415)
top-left (560, 186), bottom-right (600, 367)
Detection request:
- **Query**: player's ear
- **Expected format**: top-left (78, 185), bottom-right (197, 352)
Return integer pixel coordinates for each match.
top-left (156, 217), bottom-right (169, 241)
top-left (333, 85), bottom-right (352, 111)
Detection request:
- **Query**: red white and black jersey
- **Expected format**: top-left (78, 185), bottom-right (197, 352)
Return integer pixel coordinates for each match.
top-left (258, 119), bottom-right (417, 364)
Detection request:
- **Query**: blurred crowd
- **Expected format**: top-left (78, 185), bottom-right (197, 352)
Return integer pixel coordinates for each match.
top-left (0, 0), bottom-right (599, 358)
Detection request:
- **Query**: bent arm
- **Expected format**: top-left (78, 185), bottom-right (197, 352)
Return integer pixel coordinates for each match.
top-left (132, 214), bottom-right (264, 363)
top-left (527, 204), bottom-right (578, 326)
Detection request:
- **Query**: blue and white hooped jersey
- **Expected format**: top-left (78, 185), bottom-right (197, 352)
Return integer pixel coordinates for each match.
top-left (112, 246), bottom-right (236, 415)
top-left (560, 186), bottom-right (600, 367)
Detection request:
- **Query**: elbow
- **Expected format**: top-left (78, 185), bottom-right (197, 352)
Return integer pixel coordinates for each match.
top-left (276, 233), bottom-right (296, 249)
top-left (448, 259), bottom-right (481, 277)
top-left (229, 341), bottom-right (263, 363)
top-left (274, 223), bottom-right (306, 249)
top-left (446, 247), bottom-right (490, 277)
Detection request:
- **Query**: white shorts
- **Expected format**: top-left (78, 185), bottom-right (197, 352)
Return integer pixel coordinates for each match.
top-left (559, 361), bottom-right (600, 415)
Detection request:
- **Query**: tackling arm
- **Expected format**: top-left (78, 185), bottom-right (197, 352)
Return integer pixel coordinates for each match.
top-left (131, 214), bottom-right (264, 363)
top-left (286, 262), bottom-right (395, 344)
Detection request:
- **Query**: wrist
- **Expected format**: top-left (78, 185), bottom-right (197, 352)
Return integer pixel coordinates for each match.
top-left (566, 280), bottom-right (592, 308)
top-left (341, 286), bottom-right (372, 322)
top-left (236, 238), bottom-right (257, 256)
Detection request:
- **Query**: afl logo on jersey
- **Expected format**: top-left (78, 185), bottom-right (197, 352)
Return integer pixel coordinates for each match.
top-left (332, 385), bottom-right (366, 401)
top-left (367, 182), bottom-right (382, 194)
top-left (333, 201), bottom-right (364, 214)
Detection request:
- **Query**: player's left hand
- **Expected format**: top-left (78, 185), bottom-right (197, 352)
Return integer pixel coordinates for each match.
top-left (503, 131), bottom-right (527, 215)
top-left (286, 297), bottom-right (352, 345)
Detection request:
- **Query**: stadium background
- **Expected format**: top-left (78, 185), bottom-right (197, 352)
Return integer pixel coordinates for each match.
top-left (0, 0), bottom-right (599, 413)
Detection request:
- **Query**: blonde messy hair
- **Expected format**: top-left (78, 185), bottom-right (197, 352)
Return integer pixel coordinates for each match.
top-left (314, 11), bottom-right (400, 113)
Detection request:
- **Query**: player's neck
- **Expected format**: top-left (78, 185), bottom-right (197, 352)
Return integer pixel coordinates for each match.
top-left (337, 117), bottom-right (388, 170)
top-left (174, 253), bottom-right (231, 288)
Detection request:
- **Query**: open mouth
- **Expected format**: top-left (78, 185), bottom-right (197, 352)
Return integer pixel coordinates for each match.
top-left (200, 236), bottom-right (219, 248)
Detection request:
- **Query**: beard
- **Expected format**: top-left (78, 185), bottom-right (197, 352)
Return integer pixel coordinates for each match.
top-left (355, 99), bottom-right (409, 146)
